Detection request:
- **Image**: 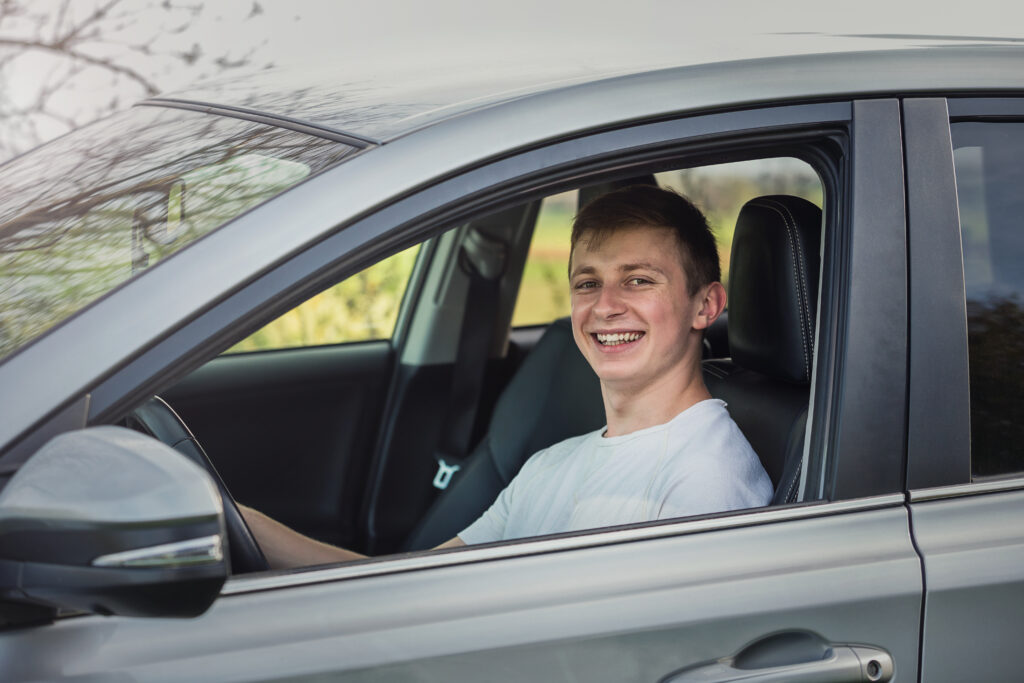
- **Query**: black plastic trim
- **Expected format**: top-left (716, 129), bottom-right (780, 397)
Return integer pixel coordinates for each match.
top-left (0, 395), bottom-right (89, 477)
top-left (947, 97), bottom-right (1024, 119)
top-left (903, 98), bottom-right (971, 489)
top-left (828, 100), bottom-right (909, 499)
top-left (799, 138), bottom-right (847, 501)
top-left (138, 98), bottom-right (380, 148)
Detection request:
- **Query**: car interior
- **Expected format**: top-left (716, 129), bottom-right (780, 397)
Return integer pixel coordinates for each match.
top-left (123, 153), bottom-right (826, 573)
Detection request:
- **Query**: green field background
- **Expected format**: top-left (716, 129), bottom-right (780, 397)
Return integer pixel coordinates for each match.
top-left (230, 158), bottom-right (822, 353)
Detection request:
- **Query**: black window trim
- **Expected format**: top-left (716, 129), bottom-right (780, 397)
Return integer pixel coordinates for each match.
top-left (920, 95), bottom-right (1024, 488)
top-left (947, 96), bottom-right (1024, 120)
top-left (821, 99), bottom-right (909, 501)
top-left (903, 97), bottom-right (972, 491)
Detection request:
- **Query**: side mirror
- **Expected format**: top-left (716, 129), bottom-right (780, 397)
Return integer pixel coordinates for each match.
top-left (0, 427), bottom-right (227, 620)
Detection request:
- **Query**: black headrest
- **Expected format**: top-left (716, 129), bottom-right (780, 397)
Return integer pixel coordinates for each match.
top-left (728, 195), bottom-right (822, 384)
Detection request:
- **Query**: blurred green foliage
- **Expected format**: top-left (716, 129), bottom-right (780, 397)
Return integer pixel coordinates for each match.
top-left (227, 245), bottom-right (420, 353)
top-left (0, 108), bottom-right (351, 361)
top-left (235, 157), bottom-right (823, 351)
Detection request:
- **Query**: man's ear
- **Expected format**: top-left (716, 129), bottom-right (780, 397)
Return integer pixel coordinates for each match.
top-left (692, 282), bottom-right (727, 330)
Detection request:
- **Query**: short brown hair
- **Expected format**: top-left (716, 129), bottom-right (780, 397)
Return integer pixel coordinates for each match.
top-left (569, 185), bottom-right (721, 295)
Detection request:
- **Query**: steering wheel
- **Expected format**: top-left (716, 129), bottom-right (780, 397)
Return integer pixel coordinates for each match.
top-left (126, 396), bottom-right (269, 574)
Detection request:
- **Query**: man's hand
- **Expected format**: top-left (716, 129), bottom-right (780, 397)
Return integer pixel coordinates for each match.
top-left (238, 505), bottom-right (465, 569)
top-left (238, 504), bottom-right (368, 569)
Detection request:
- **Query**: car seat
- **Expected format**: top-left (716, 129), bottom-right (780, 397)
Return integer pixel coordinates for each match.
top-left (703, 195), bottom-right (822, 504)
top-left (402, 318), bottom-right (605, 550)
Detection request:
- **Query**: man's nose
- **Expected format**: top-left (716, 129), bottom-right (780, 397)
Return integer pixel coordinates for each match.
top-left (592, 284), bottom-right (626, 318)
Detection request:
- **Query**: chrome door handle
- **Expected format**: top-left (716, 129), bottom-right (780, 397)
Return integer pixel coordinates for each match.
top-left (660, 630), bottom-right (894, 683)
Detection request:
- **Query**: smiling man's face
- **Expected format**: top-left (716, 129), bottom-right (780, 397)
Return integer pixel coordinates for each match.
top-left (569, 224), bottom-right (710, 395)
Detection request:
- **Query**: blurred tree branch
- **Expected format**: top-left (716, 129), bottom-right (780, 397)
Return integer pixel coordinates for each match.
top-left (0, 0), bottom-right (267, 161)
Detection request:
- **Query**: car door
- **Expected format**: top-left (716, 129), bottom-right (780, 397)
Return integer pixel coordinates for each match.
top-left (160, 247), bottom-right (423, 549)
top-left (0, 97), bottom-right (924, 682)
top-left (904, 96), bottom-right (1024, 682)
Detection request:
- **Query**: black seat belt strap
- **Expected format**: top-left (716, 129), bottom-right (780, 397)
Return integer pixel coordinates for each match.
top-left (432, 227), bottom-right (506, 490)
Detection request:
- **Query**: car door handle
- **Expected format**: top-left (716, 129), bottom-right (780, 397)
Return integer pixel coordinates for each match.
top-left (659, 630), bottom-right (894, 683)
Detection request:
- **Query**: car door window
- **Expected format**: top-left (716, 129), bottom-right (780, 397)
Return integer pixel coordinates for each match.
top-left (226, 244), bottom-right (420, 353)
top-left (510, 190), bottom-right (576, 328)
top-left (656, 158), bottom-right (822, 288)
top-left (509, 159), bottom-right (823, 330)
top-left (951, 122), bottom-right (1024, 478)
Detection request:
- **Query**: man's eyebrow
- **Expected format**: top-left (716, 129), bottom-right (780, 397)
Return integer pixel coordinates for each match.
top-left (619, 262), bottom-right (669, 276)
top-left (569, 262), bottom-right (670, 279)
top-left (569, 264), bottom-right (597, 279)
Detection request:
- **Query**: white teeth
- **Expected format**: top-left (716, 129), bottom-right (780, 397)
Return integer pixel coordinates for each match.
top-left (596, 332), bottom-right (642, 346)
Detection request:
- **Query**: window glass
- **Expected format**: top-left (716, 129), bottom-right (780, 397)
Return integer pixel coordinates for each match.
top-left (0, 106), bottom-right (356, 361)
top-left (951, 122), bottom-right (1024, 478)
top-left (227, 244), bottom-right (421, 353)
top-left (510, 158), bottom-right (822, 328)
top-left (511, 190), bottom-right (576, 327)
top-left (657, 158), bottom-right (822, 287)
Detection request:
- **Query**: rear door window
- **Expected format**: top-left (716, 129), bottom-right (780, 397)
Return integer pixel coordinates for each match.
top-left (951, 121), bottom-right (1024, 478)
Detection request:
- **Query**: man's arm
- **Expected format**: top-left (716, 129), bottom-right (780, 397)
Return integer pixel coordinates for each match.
top-left (239, 505), bottom-right (463, 569)
top-left (434, 536), bottom-right (466, 550)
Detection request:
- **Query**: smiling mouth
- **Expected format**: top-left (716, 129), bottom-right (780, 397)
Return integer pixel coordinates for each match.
top-left (593, 331), bottom-right (644, 346)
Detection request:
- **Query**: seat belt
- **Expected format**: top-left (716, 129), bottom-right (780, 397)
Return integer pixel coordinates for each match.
top-left (432, 226), bottom-right (507, 490)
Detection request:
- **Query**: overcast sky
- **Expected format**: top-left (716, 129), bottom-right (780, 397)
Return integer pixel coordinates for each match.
top-left (3, 0), bottom-right (1024, 155)
top-left (184, 0), bottom-right (1024, 74)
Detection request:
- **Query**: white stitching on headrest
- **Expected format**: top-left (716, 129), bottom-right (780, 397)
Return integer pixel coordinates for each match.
top-left (748, 198), bottom-right (812, 381)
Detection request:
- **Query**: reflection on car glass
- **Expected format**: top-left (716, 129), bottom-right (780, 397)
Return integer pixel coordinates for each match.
top-left (952, 122), bottom-right (1024, 478)
top-left (0, 107), bottom-right (356, 361)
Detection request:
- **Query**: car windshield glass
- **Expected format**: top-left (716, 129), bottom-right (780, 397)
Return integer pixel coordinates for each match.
top-left (0, 106), bottom-right (357, 362)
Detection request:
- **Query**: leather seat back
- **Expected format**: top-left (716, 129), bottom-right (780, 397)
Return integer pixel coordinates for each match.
top-left (403, 318), bottom-right (604, 550)
top-left (704, 195), bottom-right (822, 504)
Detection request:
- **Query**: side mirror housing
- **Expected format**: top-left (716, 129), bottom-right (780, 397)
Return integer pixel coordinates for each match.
top-left (0, 427), bottom-right (227, 620)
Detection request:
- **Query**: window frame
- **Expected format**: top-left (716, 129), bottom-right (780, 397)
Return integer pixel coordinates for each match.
top-left (5, 98), bottom-right (912, 528)
top-left (907, 96), bottom-right (1024, 491)
top-left (93, 98), bottom-right (914, 507)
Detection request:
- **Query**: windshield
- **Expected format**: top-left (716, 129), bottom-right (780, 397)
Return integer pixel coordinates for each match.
top-left (0, 105), bottom-right (357, 362)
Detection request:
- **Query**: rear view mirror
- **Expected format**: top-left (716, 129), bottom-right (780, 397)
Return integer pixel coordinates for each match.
top-left (0, 427), bottom-right (227, 621)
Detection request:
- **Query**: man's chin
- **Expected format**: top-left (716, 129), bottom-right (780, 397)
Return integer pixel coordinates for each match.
top-left (592, 362), bottom-right (645, 386)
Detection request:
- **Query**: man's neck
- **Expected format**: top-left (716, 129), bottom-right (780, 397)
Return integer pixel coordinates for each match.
top-left (600, 361), bottom-right (711, 437)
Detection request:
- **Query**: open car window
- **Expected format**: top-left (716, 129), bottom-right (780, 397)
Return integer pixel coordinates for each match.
top-left (165, 151), bottom-right (828, 573)
top-left (510, 158), bottom-right (822, 331)
top-left (226, 244), bottom-right (421, 353)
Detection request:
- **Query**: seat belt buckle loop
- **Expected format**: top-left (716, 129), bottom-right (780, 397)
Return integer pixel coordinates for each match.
top-left (432, 457), bottom-right (461, 490)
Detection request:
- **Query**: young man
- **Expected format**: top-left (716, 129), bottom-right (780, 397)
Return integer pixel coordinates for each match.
top-left (242, 185), bottom-right (772, 567)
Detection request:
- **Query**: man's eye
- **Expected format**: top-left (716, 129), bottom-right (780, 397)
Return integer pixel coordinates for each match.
top-left (574, 281), bottom-right (598, 290)
top-left (627, 277), bottom-right (651, 286)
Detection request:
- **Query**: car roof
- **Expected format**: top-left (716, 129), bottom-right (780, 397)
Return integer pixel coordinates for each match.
top-left (146, 40), bottom-right (1024, 144)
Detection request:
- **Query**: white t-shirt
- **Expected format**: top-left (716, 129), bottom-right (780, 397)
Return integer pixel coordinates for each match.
top-left (458, 399), bottom-right (772, 544)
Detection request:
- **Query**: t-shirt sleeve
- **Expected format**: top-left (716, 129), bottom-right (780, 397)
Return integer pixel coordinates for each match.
top-left (457, 440), bottom-right (564, 545)
top-left (656, 448), bottom-right (773, 520)
top-left (457, 478), bottom-right (514, 545)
